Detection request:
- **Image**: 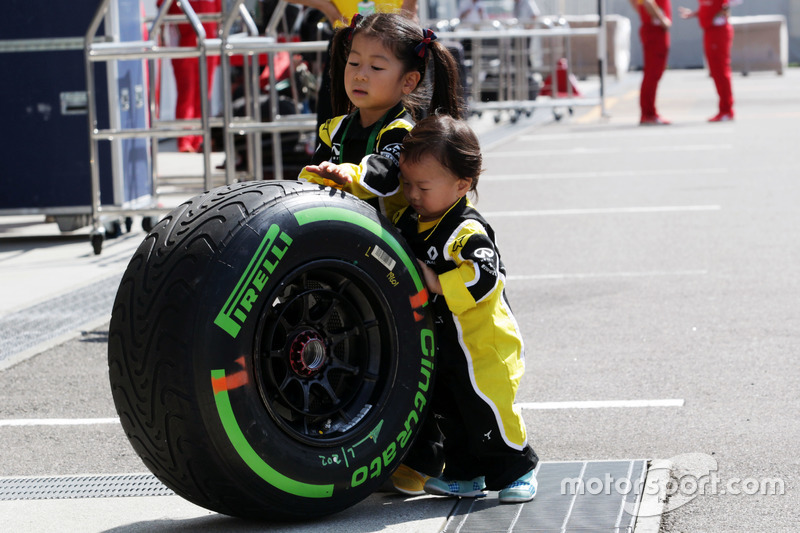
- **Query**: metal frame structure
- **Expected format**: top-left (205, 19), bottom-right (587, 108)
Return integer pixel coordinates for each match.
top-left (83, 0), bottom-right (327, 252)
top-left (439, 1), bottom-right (608, 121)
top-left (80, 0), bottom-right (608, 253)
top-left (84, 0), bottom-right (216, 253)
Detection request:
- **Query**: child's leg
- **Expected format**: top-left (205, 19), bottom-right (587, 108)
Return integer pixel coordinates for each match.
top-left (433, 334), bottom-right (538, 491)
top-left (399, 411), bottom-right (445, 477)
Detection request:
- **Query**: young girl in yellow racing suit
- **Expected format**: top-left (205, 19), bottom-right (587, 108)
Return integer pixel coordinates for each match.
top-left (393, 114), bottom-right (539, 503)
top-left (298, 12), bottom-right (462, 221)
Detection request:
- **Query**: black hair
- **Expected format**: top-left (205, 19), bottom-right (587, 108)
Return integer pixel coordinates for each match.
top-left (402, 114), bottom-right (482, 195)
top-left (329, 12), bottom-right (463, 119)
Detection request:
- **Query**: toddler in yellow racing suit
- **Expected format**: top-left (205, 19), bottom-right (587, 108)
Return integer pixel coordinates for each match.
top-left (392, 114), bottom-right (538, 503)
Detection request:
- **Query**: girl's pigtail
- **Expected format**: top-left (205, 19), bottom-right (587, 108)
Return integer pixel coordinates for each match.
top-left (427, 41), bottom-right (464, 119)
top-left (328, 28), bottom-right (349, 116)
top-left (329, 14), bottom-right (363, 116)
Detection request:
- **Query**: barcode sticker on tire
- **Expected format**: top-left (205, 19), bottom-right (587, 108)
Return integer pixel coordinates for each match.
top-left (371, 245), bottom-right (396, 271)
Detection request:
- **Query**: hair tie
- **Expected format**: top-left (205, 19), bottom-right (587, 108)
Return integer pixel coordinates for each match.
top-left (414, 28), bottom-right (438, 58)
top-left (346, 13), bottom-right (363, 41)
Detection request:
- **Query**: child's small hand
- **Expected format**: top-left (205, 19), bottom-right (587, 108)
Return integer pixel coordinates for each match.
top-left (303, 161), bottom-right (353, 186)
top-left (417, 260), bottom-right (442, 295)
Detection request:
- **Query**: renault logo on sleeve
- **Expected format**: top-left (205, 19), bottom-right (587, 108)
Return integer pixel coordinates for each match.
top-left (427, 246), bottom-right (438, 261)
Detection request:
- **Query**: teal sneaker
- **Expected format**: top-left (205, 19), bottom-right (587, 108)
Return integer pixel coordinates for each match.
top-left (499, 470), bottom-right (537, 504)
top-left (424, 475), bottom-right (487, 498)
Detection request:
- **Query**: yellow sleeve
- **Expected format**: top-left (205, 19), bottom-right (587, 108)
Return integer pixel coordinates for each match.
top-left (297, 168), bottom-right (352, 189)
top-left (297, 165), bottom-right (380, 198)
top-left (297, 117), bottom-right (356, 188)
top-left (297, 164), bottom-right (390, 205)
top-left (343, 169), bottom-right (381, 199)
top-left (439, 266), bottom-right (478, 315)
top-left (438, 221), bottom-right (493, 315)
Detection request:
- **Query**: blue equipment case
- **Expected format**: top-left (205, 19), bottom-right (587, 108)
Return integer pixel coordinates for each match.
top-left (0, 0), bottom-right (151, 224)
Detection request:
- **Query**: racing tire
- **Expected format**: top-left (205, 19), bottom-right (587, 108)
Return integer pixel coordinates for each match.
top-left (108, 181), bottom-right (435, 520)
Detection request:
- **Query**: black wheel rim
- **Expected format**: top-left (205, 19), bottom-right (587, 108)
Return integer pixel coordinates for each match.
top-left (253, 260), bottom-right (397, 445)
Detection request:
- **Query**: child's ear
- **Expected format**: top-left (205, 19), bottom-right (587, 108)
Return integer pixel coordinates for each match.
top-left (457, 177), bottom-right (472, 196)
top-left (401, 71), bottom-right (422, 95)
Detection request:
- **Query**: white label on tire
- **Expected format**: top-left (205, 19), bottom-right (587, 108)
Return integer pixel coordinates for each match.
top-left (371, 245), bottom-right (396, 272)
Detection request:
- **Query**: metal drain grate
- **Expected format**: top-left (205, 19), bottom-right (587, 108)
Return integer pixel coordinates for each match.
top-left (1, 461), bottom-right (652, 532)
top-left (0, 273), bottom-right (121, 366)
top-left (0, 473), bottom-right (174, 500)
top-left (445, 460), bottom-right (648, 532)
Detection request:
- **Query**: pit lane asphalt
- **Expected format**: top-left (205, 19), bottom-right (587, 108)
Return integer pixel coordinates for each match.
top-left (2, 67), bottom-right (799, 532)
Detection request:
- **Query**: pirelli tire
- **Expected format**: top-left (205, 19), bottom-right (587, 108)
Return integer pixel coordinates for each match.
top-left (108, 181), bottom-right (435, 520)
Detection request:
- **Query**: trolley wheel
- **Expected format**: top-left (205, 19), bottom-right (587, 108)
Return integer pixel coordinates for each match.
top-left (108, 181), bottom-right (435, 520)
top-left (125, 217), bottom-right (133, 233)
top-left (554, 110), bottom-right (563, 121)
top-left (106, 220), bottom-right (123, 239)
top-left (90, 231), bottom-right (104, 255)
top-left (142, 216), bottom-right (155, 233)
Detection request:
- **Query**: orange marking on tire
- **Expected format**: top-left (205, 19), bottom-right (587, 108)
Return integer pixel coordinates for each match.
top-left (212, 376), bottom-right (228, 395)
top-left (225, 370), bottom-right (249, 390)
top-left (212, 357), bottom-right (249, 394)
top-left (409, 288), bottom-right (429, 308)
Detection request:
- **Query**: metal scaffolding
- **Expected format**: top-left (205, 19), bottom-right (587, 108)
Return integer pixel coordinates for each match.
top-left (81, 0), bottom-right (608, 253)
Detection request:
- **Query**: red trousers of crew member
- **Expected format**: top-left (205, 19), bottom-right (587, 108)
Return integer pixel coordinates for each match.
top-left (703, 24), bottom-right (734, 116)
top-left (172, 22), bottom-right (220, 152)
top-left (639, 24), bottom-right (670, 120)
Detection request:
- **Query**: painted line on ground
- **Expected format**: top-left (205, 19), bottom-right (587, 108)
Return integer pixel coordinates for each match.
top-left (518, 399), bottom-right (684, 410)
top-left (486, 144), bottom-right (732, 157)
top-left (484, 205), bottom-right (721, 217)
top-left (571, 88), bottom-right (635, 124)
top-left (484, 168), bottom-right (728, 181)
top-left (0, 418), bottom-right (120, 427)
top-left (0, 399), bottom-right (685, 426)
top-left (518, 127), bottom-right (735, 141)
top-left (508, 270), bottom-right (707, 281)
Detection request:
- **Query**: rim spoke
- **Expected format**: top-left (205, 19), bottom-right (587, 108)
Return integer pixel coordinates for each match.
top-left (309, 295), bottom-right (337, 325)
top-left (315, 379), bottom-right (341, 405)
top-left (278, 372), bottom-right (296, 393)
top-left (335, 277), bottom-right (353, 294)
top-left (327, 325), bottom-right (362, 349)
top-left (326, 355), bottom-right (360, 375)
top-left (300, 292), bottom-right (312, 323)
top-left (300, 381), bottom-right (312, 412)
top-left (278, 313), bottom-right (294, 332)
top-left (337, 409), bottom-right (353, 424)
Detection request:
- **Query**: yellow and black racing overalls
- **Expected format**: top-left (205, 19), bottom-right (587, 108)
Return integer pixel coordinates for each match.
top-left (298, 102), bottom-right (412, 220)
top-left (393, 196), bottom-right (538, 489)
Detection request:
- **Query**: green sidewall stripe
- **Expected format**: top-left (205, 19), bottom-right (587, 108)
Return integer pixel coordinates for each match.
top-left (211, 369), bottom-right (334, 498)
top-left (294, 207), bottom-right (424, 291)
